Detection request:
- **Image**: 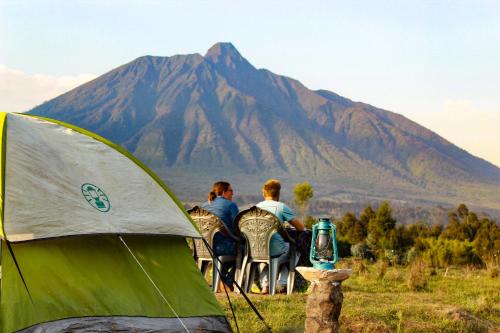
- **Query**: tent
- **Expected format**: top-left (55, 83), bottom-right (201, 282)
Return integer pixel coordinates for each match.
top-left (0, 113), bottom-right (231, 332)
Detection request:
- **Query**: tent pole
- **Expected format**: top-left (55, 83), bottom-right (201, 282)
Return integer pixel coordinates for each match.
top-left (118, 235), bottom-right (190, 333)
top-left (4, 241), bottom-right (48, 333)
top-left (202, 237), bottom-right (272, 332)
top-left (5, 241), bottom-right (33, 303)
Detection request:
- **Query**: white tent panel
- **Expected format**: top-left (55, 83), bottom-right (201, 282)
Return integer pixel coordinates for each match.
top-left (4, 114), bottom-right (199, 241)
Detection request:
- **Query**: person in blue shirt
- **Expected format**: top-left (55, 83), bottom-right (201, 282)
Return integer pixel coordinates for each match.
top-left (256, 179), bottom-right (304, 294)
top-left (201, 181), bottom-right (239, 288)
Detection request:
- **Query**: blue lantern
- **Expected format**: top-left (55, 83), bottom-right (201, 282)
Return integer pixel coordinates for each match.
top-left (310, 217), bottom-right (338, 270)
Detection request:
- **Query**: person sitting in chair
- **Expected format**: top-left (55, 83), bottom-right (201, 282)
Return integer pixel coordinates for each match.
top-left (202, 181), bottom-right (239, 289)
top-left (256, 179), bottom-right (304, 294)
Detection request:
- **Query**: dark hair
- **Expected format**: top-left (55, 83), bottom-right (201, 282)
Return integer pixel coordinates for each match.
top-left (208, 181), bottom-right (231, 202)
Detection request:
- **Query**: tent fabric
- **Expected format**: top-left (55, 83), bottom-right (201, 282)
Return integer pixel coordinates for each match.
top-left (0, 112), bottom-right (230, 332)
top-left (2, 113), bottom-right (199, 241)
top-left (0, 235), bottom-right (228, 333)
top-left (17, 316), bottom-right (231, 333)
top-left (0, 113), bottom-right (6, 239)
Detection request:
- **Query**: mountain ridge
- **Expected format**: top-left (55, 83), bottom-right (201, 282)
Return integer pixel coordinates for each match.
top-left (27, 42), bottom-right (500, 213)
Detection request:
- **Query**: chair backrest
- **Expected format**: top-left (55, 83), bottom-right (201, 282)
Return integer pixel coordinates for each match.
top-left (235, 206), bottom-right (284, 261)
top-left (188, 206), bottom-right (224, 259)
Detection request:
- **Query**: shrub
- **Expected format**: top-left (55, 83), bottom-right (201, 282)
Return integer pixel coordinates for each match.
top-left (351, 241), bottom-right (372, 259)
top-left (406, 247), bottom-right (416, 264)
top-left (353, 259), bottom-right (368, 276)
top-left (383, 249), bottom-right (397, 264)
top-left (416, 238), bottom-right (483, 268)
top-left (485, 259), bottom-right (499, 278)
top-left (376, 260), bottom-right (388, 280)
top-left (407, 259), bottom-right (428, 291)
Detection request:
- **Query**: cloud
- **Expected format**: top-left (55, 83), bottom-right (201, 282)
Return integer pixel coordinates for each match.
top-left (0, 64), bottom-right (96, 112)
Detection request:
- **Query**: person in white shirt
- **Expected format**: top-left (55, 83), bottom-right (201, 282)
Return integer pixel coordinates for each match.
top-left (256, 179), bottom-right (304, 293)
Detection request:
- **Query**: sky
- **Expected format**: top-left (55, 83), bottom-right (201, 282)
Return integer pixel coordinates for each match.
top-left (1, 0), bottom-right (499, 166)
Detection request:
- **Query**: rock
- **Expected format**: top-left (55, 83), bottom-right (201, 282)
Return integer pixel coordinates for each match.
top-left (296, 267), bottom-right (352, 282)
top-left (296, 267), bottom-right (352, 333)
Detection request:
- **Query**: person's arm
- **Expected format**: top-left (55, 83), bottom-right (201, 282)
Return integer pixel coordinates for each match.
top-left (282, 204), bottom-right (305, 231)
top-left (229, 202), bottom-right (239, 223)
top-left (222, 202), bottom-right (238, 235)
top-left (289, 217), bottom-right (305, 231)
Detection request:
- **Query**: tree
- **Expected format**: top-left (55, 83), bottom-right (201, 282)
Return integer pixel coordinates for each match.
top-left (366, 201), bottom-right (396, 258)
top-left (360, 206), bottom-right (376, 225)
top-left (293, 181), bottom-right (314, 219)
top-left (457, 203), bottom-right (469, 219)
top-left (441, 204), bottom-right (480, 241)
top-left (473, 217), bottom-right (500, 261)
top-left (337, 212), bottom-right (367, 245)
top-left (375, 201), bottom-right (396, 232)
top-left (441, 211), bottom-right (465, 240)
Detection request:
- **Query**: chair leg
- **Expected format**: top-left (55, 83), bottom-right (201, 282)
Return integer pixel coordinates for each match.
top-left (269, 259), bottom-right (279, 295)
top-left (236, 255), bottom-right (249, 294)
top-left (234, 261), bottom-right (242, 290)
top-left (234, 266), bottom-right (240, 290)
top-left (244, 261), bottom-right (254, 293)
top-left (212, 258), bottom-right (222, 293)
top-left (234, 248), bottom-right (243, 288)
top-left (197, 259), bottom-right (204, 271)
top-left (287, 251), bottom-right (298, 295)
top-left (287, 269), bottom-right (295, 295)
top-left (248, 263), bottom-right (259, 293)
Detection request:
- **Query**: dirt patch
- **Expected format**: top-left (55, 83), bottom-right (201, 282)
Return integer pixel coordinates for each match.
top-left (340, 314), bottom-right (391, 333)
top-left (441, 306), bottom-right (500, 332)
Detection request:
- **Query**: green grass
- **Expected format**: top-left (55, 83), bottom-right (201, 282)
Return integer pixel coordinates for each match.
top-left (216, 260), bottom-right (500, 332)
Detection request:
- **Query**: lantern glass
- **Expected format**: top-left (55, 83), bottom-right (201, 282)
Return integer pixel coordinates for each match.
top-left (310, 217), bottom-right (339, 270)
top-left (314, 229), bottom-right (333, 261)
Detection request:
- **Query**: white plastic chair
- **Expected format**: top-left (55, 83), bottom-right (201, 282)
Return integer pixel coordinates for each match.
top-left (235, 206), bottom-right (296, 295)
top-left (188, 206), bottom-right (242, 292)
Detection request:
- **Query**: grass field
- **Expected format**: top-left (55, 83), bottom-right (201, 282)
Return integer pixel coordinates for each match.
top-left (216, 260), bottom-right (500, 332)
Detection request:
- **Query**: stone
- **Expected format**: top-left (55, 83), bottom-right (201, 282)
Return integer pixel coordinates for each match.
top-left (296, 267), bottom-right (352, 333)
top-left (296, 267), bottom-right (352, 282)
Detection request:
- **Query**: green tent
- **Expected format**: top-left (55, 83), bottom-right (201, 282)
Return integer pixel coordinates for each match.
top-left (0, 113), bottom-right (230, 332)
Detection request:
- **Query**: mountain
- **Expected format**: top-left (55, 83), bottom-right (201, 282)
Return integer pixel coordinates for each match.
top-left (27, 42), bottom-right (500, 216)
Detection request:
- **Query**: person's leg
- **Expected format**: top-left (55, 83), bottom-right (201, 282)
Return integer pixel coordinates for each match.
top-left (214, 237), bottom-right (237, 287)
top-left (258, 263), bottom-right (269, 293)
top-left (221, 260), bottom-right (235, 289)
top-left (276, 244), bottom-right (291, 288)
top-left (276, 245), bottom-right (301, 290)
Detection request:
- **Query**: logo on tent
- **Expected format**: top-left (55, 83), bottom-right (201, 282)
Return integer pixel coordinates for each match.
top-left (81, 183), bottom-right (111, 212)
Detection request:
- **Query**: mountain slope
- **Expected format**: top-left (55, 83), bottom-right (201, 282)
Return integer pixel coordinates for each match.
top-left (28, 43), bottom-right (500, 210)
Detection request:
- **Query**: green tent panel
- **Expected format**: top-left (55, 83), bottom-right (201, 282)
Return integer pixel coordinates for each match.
top-left (0, 113), bottom-right (230, 332)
